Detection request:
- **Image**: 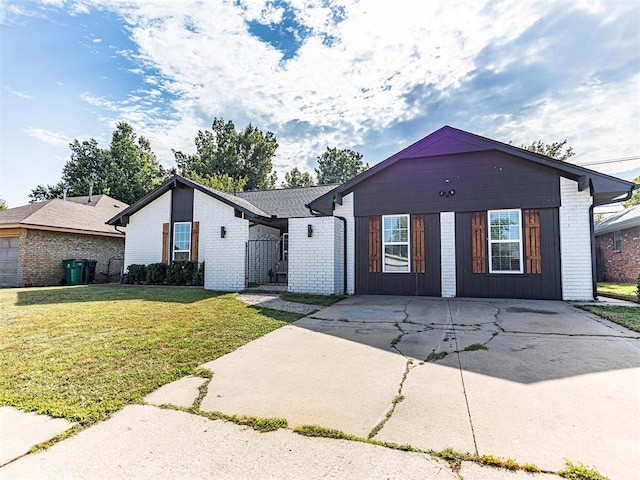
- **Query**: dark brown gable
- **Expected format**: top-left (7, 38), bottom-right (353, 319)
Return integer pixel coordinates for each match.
top-left (524, 209), bottom-right (542, 274)
top-left (368, 216), bottom-right (381, 273)
top-left (471, 212), bottom-right (487, 274)
top-left (411, 214), bottom-right (425, 273)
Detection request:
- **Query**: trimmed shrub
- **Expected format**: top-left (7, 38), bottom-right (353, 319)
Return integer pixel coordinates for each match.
top-left (195, 262), bottom-right (205, 286)
top-left (126, 264), bottom-right (147, 284)
top-left (166, 261), bottom-right (197, 286)
top-left (147, 263), bottom-right (168, 285)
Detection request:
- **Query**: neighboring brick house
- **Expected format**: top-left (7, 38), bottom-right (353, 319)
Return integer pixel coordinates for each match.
top-left (0, 195), bottom-right (127, 287)
top-left (595, 205), bottom-right (640, 283)
top-left (108, 126), bottom-right (635, 301)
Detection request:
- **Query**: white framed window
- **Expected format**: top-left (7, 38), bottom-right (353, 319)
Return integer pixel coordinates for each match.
top-left (382, 214), bottom-right (410, 273)
top-left (173, 222), bottom-right (191, 261)
top-left (488, 209), bottom-right (523, 273)
top-left (613, 230), bottom-right (622, 252)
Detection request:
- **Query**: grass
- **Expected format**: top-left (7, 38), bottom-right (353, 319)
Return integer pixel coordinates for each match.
top-left (596, 282), bottom-right (637, 301)
top-left (0, 285), bottom-right (304, 426)
top-left (426, 351), bottom-right (448, 362)
top-left (462, 343), bottom-right (488, 352)
top-left (280, 292), bottom-right (346, 306)
top-left (558, 461), bottom-right (610, 480)
top-left (578, 305), bottom-right (640, 333)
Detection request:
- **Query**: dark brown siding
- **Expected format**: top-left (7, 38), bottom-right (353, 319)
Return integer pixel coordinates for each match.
top-left (171, 187), bottom-right (194, 222)
top-left (356, 214), bottom-right (441, 296)
top-left (456, 209), bottom-right (561, 299)
top-left (352, 151), bottom-right (560, 217)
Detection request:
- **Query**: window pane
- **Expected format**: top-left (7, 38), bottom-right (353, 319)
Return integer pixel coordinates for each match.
top-left (490, 211), bottom-right (521, 240)
top-left (173, 223), bottom-right (191, 253)
top-left (173, 251), bottom-right (190, 261)
top-left (383, 216), bottom-right (408, 242)
top-left (491, 242), bottom-right (520, 271)
top-left (384, 245), bottom-right (409, 272)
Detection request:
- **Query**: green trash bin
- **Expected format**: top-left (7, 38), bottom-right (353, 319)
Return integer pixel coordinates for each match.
top-left (63, 259), bottom-right (85, 286)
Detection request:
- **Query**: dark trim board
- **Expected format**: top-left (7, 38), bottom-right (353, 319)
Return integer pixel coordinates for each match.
top-left (355, 214), bottom-right (441, 296)
top-left (455, 209), bottom-right (562, 299)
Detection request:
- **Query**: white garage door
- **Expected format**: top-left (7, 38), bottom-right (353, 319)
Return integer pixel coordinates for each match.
top-left (0, 236), bottom-right (20, 287)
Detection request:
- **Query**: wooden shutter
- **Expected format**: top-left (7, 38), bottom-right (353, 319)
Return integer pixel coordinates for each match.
top-left (368, 216), bottom-right (381, 273)
top-left (524, 209), bottom-right (542, 274)
top-left (161, 223), bottom-right (170, 264)
top-left (190, 221), bottom-right (200, 262)
top-left (471, 212), bottom-right (486, 274)
top-left (411, 214), bottom-right (426, 273)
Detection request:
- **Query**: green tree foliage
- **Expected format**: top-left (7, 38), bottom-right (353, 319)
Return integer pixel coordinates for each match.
top-left (29, 122), bottom-right (165, 205)
top-left (175, 117), bottom-right (278, 192)
top-left (522, 140), bottom-right (575, 161)
top-left (187, 172), bottom-right (248, 193)
top-left (0, 197), bottom-right (7, 210)
top-left (282, 167), bottom-right (314, 188)
top-left (315, 147), bottom-right (368, 184)
top-left (623, 176), bottom-right (640, 208)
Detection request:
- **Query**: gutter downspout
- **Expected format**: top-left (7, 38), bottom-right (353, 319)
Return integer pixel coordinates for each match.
top-left (307, 205), bottom-right (348, 295)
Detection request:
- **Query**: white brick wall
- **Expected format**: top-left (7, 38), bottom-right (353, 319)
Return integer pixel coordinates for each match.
top-left (194, 190), bottom-right (248, 292)
top-left (559, 177), bottom-right (594, 300)
top-left (124, 190), bottom-right (171, 268)
top-left (440, 211), bottom-right (456, 297)
top-left (288, 216), bottom-right (343, 295)
top-left (333, 193), bottom-right (355, 294)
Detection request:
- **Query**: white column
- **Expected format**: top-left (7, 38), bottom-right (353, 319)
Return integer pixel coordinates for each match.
top-left (440, 211), bottom-right (456, 297)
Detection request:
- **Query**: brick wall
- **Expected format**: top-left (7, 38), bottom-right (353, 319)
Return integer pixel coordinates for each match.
top-left (596, 226), bottom-right (640, 283)
top-left (559, 177), bottom-right (594, 300)
top-left (440, 211), bottom-right (456, 297)
top-left (22, 229), bottom-right (124, 286)
top-left (124, 190), bottom-right (171, 268)
top-left (194, 190), bottom-right (249, 291)
top-left (288, 216), bottom-right (343, 295)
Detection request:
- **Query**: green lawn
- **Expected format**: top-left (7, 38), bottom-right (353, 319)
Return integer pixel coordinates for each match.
top-left (597, 282), bottom-right (638, 301)
top-left (0, 285), bottom-right (303, 426)
top-left (579, 305), bottom-right (640, 333)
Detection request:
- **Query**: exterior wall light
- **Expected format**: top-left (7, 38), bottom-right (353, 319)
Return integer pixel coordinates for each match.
top-left (439, 190), bottom-right (455, 197)
top-left (307, 224), bottom-right (313, 237)
top-left (221, 226), bottom-right (226, 238)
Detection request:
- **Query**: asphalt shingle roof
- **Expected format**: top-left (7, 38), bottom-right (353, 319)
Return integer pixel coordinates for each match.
top-left (594, 205), bottom-right (640, 235)
top-left (0, 195), bottom-right (128, 235)
top-left (235, 184), bottom-right (338, 218)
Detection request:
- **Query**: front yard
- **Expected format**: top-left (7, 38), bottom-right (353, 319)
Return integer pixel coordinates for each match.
top-left (0, 286), bottom-right (303, 426)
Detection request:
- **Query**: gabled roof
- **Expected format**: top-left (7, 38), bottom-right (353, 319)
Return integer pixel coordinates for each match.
top-left (594, 205), bottom-right (640, 235)
top-left (0, 194), bottom-right (127, 236)
top-left (107, 175), bottom-right (335, 226)
top-left (308, 126), bottom-right (636, 214)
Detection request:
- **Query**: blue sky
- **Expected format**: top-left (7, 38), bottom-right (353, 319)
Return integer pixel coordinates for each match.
top-left (1, 0), bottom-right (638, 207)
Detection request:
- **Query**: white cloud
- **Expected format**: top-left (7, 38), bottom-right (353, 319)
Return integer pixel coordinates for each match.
top-left (24, 128), bottom-right (71, 147)
top-left (5, 87), bottom-right (34, 99)
top-left (45, 0), bottom-right (639, 178)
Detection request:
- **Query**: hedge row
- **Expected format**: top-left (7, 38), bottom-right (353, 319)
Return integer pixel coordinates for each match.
top-left (126, 261), bottom-right (205, 286)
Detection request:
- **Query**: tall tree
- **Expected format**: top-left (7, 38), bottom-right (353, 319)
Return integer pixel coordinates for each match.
top-left (0, 197), bottom-right (7, 210)
top-left (315, 147), bottom-right (368, 184)
top-left (29, 122), bottom-right (165, 205)
top-left (623, 176), bottom-right (640, 208)
top-left (175, 117), bottom-right (278, 192)
top-left (282, 167), bottom-right (314, 188)
top-left (522, 140), bottom-right (575, 161)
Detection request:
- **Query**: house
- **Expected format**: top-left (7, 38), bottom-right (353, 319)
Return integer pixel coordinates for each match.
top-left (594, 205), bottom-right (640, 283)
top-left (108, 126), bottom-right (636, 301)
top-left (0, 195), bottom-right (127, 287)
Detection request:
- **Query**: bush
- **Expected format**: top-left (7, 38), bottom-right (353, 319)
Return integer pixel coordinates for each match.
top-left (166, 261), bottom-right (197, 286)
top-left (195, 262), bottom-right (205, 286)
top-left (126, 264), bottom-right (147, 284)
top-left (147, 263), bottom-right (167, 285)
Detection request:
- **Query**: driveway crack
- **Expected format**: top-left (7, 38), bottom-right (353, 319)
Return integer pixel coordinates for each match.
top-left (448, 300), bottom-right (479, 457)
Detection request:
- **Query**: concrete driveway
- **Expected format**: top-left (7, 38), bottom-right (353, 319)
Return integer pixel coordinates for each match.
top-left (198, 296), bottom-right (640, 480)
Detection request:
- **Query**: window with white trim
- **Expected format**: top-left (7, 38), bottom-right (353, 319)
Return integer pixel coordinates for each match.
top-left (173, 222), bottom-right (191, 261)
top-left (488, 209), bottom-right (523, 273)
top-left (382, 215), bottom-right (410, 273)
top-left (613, 230), bottom-right (622, 252)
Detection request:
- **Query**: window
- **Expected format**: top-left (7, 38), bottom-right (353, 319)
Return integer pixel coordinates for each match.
top-left (383, 215), bottom-right (410, 273)
top-left (173, 222), bottom-right (191, 261)
top-left (488, 209), bottom-right (523, 273)
top-left (613, 230), bottom-right (622, 252)
top-left (281, 233), bottom-right (289, 262)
